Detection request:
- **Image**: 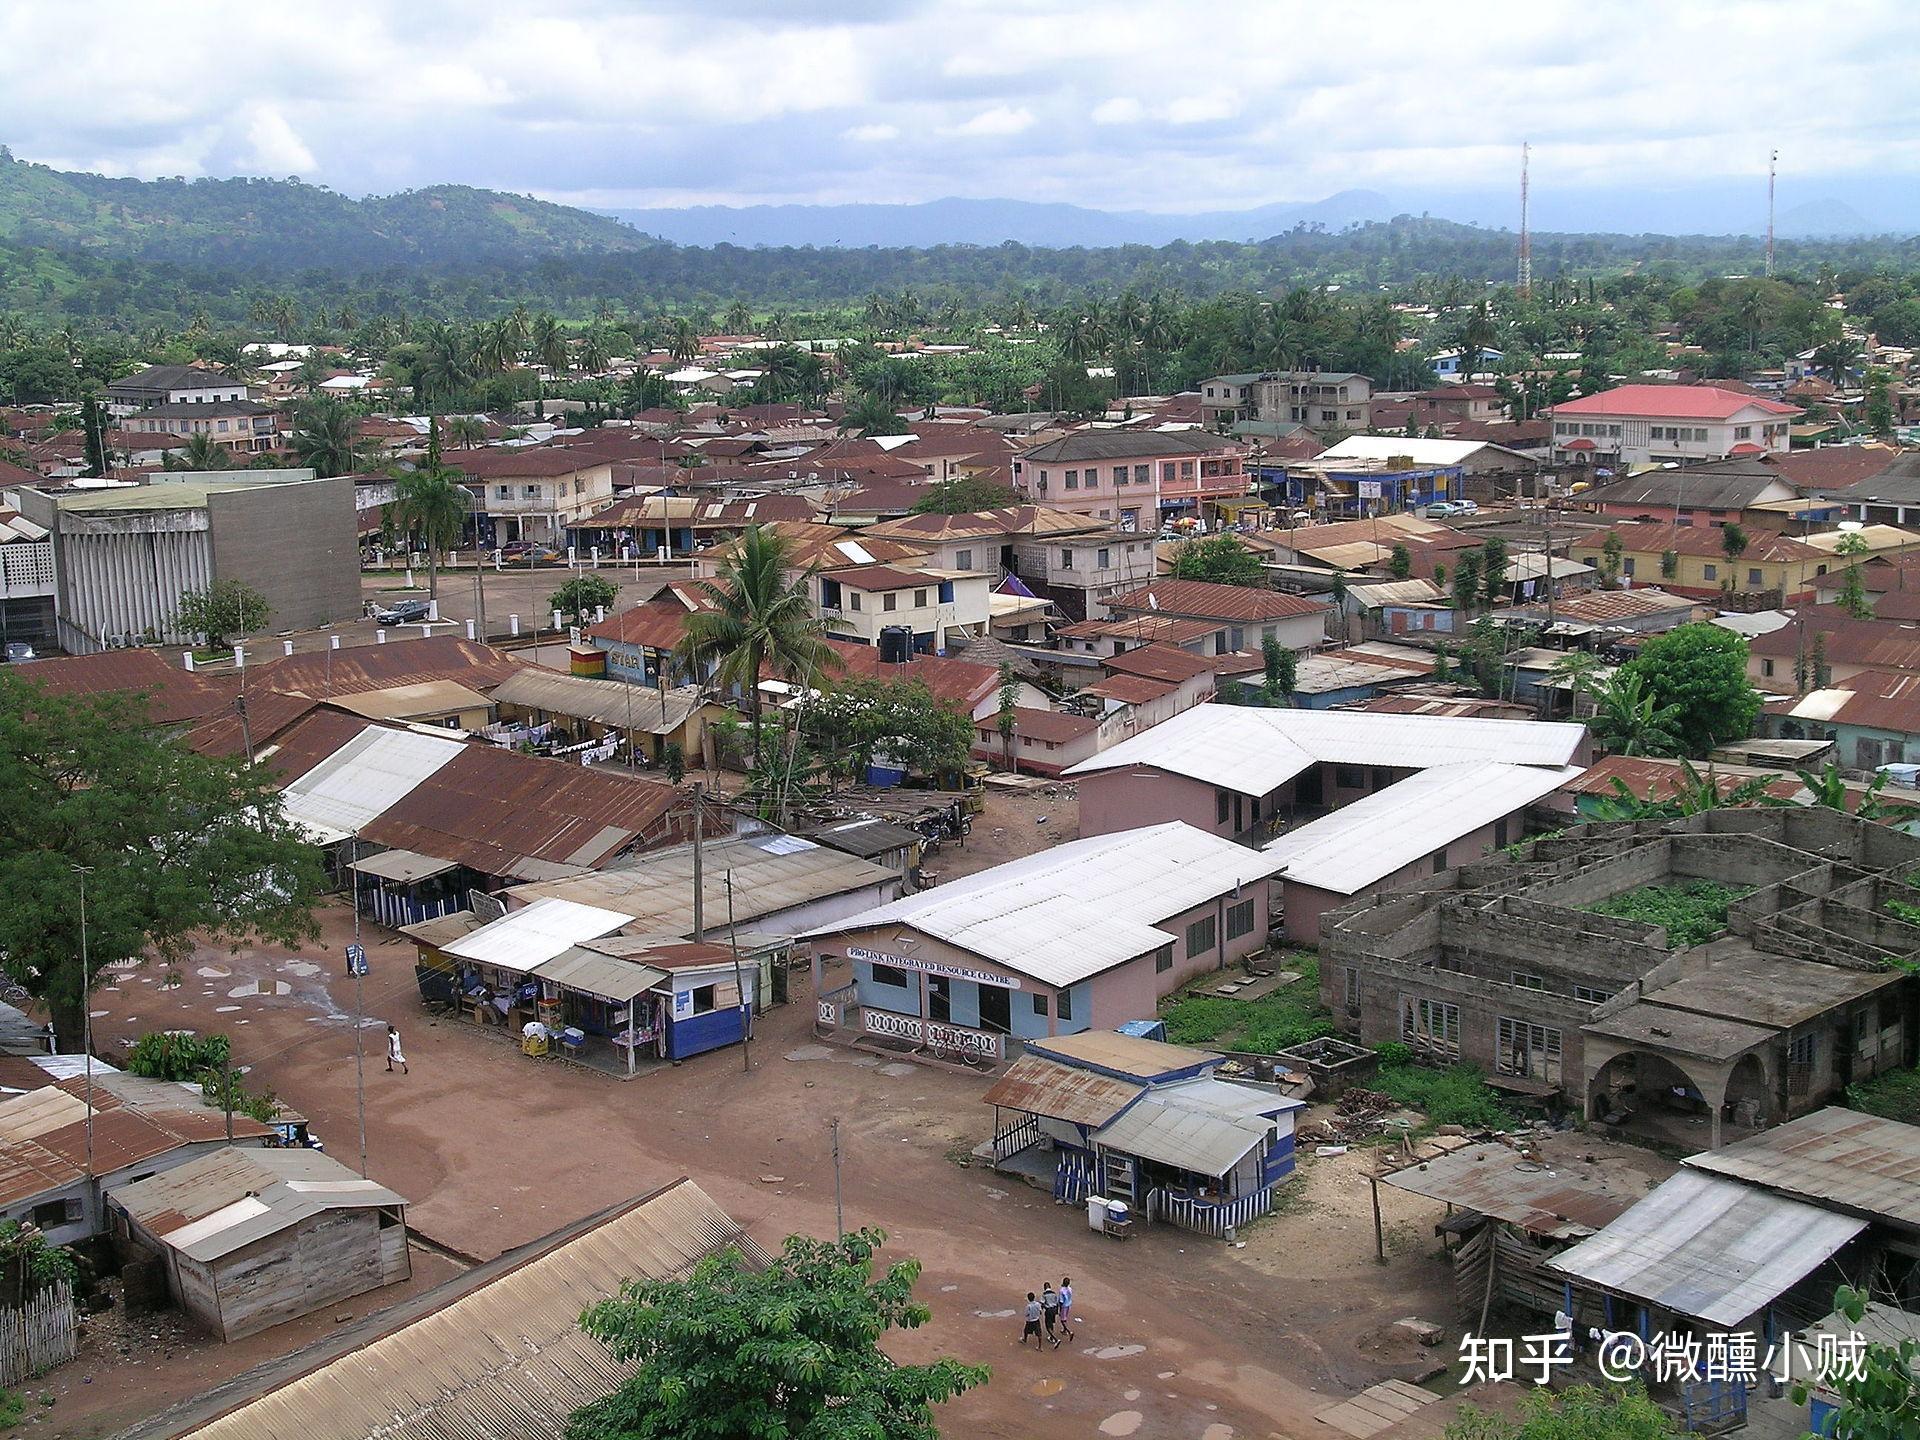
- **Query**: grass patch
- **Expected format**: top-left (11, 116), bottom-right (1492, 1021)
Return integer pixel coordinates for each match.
top-left (1584, 880), bottom-right (1752, 948)
top-left (1159, 957), bottom-right (1333, 1053)
top-left (1369, 1060), bottom-right (1519, 1132)
top-left (1847, 1067), bottom-right (1920, 1125)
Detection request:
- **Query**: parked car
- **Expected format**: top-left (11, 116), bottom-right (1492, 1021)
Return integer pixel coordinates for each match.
top-left (1424, 501), bottom-right (1460, 518)
top-left (3, 642), bottom-right (33, 663)
top-left (368, 598), bottom-right (432, 625)
top-left (1455, 499), bottom-right (1480, 515)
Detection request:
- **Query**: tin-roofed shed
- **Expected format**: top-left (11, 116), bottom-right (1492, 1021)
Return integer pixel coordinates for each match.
top-left (108, 1147), bottom-right (409, 1342)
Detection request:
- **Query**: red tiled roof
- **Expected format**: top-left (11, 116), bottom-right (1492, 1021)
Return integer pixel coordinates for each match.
top-left (1552, 384), bottom-right (1799, 420)
top-left (1106, 578), bottom-right (1331, 624)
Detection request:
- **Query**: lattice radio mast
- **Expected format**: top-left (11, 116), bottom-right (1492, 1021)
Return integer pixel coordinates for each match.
top-left (1765, 149), bottom-right (1778, 278)
top-left (1517, 142), bottom-right (1533, 299)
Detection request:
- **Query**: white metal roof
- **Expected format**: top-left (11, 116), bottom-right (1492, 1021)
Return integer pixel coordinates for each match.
top-left (444, 897), bottom-right (635, 974)
top-left (279, 726), bottom-right (467, 845)
top-left (805, 822), bottom-right (1283, 987)
top-left (1546, 1169), bottom-right (1866, 1326)
top-left (1093, 1096), bottom-right (1273, 1177)
top-left (1316, 435), bottom-right (1528, 466)
top-left (1065, 705), bottom-right (1588, 793)
top-left (1263, 762), bottom-right (1581, 893)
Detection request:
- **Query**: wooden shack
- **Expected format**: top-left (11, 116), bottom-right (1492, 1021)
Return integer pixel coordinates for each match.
top-left (106, 1147), bottom-right (409, 1342)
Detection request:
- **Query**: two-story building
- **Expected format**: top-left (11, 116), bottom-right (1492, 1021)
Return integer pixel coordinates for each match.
top-left (1201, 372), bottom-right (1375, 433)
top-left (121, 399), bottom-right (282, 456)
top-left (1013, 431), bottom-right (1250, 528)
top-left (1567, 522), bottom-right (1835, 605)
top-left (815, 564), bottom-right (993, 655)
top-left (445, 447), bottom-right (615, 547)
top-left (1551, 385), bottom-right (1800, 467)
top-left (1009, 528), bottom-right (1161, 623)
top-left (858, 505), bottom-right (1105, 578)
top-left (1102, 578), bottom-right (1332, 656)
top-left (103, 363), bottom-right (250, 420)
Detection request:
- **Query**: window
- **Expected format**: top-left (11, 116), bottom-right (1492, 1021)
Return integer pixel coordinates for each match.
top-left (850, 591), bottom-right (863, 612)
top-left (1216, 788), bottom-right (1231, 825)
top-left (523, 484), bottom-right (540, 498)
top-left (1031, 992), bottom-right (1048, 1017)
top-left (1402, 997), bottom-right (1460, 1058)
top-left (1186, 916), bottom-right (1217, 955)
top-left (1226, 899), bottom-right (1255, 940)
top-left (1180, 462), bottom-right (1195, 479)
top-left (1097, 548), bottom-right (1110, 568)
top-left (1060, 548), bottom-right (1074, 569)
top-left (690, 983), bottom-right (717, 1014)
top-left (1511, 971), bottom-right (1546, 991)
top-left (1497, 1018), bottom-right (1562, 1085)
top-left (1134, 465), bottom-right (1149, 483)
top-left (1065, 470), bottom-right (1079, 489)
top-left (955, 549), bottom-right (973, 571)
top-left (1761, 658), bottom-right (1775, 677)
top-left (1344, 966), bottom-right (1360, 1011)
top-left (1432, 851), bottom-right (1448, 874)
top-left (1057, 987), bottom-right (1073, 1022)
top-left (914, 589), bottom-right (928, 608)
top-left (1703, 563), bottom-right (1718, 581)
top-left (31, 1199), bottom-right (78, 1231)
top-left (869, 962), bottom-right (911, 989)
top-left (1155, 946), bottom-right (1174, 973)
top-left (1573, 984), bottom-right (1615, 1004)
top-left (1494, 818), bottom-right (1509, 848)
top-left (1162, 462), bottom-right (1176, 481)
top-left (1788, 1033), bottom-right (1816, 1066)
top-left (1335, 766), bottom-right (1365, 789)
top-left (1622, 557), bottom-right (1636, 577)
top-left (1735, 424), bottom-right (1753, 439)
top-left (495, 485), bottom-right (510, 498)
top-left (1748, 568), bottom-right (1763, 586)
top-left (883, 592), bottom-right (898, 611)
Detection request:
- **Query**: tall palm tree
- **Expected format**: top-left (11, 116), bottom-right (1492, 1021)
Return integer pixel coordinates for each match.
top-left (443, 414), bottom-right (487, 446)
top-left (578, 326), bottom-right (613, 374)
top-left (180, 432), bottom-right (230, 471)
top-left (666, 317), bottom-right (700, 365)
top-left (675, 525), bottom-right (837, 770)
top-left (391, 462), bottom-right (471, 599)
top-left (416, 323), bottom-right (472, 407)
top-left (838, 394), bottom-right (906, 437)
top-left (722, 299), bottom-right (753, 333)
top-left (530, 313), bottom-right (568, 373)
top-left (288, 396), bottom-right (372, 478)
top-left (1578, 670), bottom-right (1683, 757)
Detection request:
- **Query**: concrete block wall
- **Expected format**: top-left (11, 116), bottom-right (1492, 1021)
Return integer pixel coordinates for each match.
top-left (1342, 950), bottom-right (1597, 1079)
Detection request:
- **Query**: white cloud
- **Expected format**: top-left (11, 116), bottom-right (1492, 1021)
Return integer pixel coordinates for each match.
top-left (1091, 97), bottom-right (1144, 126)
top-left (946, 105), bottom-right (1035, 139)
top-left (242, 106), bottom-right (317, 176)
top-left (1163, 95), bottom-right (1240, 127)
top-left (844, 123), bottom-right (900, 143)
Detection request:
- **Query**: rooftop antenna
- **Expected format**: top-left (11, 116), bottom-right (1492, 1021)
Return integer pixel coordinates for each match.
top-left (1517, 142), bottom-right (1533, 300)
top-left (1766, 149), bottom-right (1778, 278)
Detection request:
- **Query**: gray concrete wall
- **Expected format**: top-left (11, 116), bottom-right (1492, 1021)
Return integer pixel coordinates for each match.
top-left (209, 476), bottom-right (361, 635)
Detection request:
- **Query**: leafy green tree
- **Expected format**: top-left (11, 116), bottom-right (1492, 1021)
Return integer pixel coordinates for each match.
top-left (569, 1228), bottom-right (987, 1440)
top-left (288, 395), bottom-right (372, 477)
top-left (1445, 1383), bottom-right (1675, 1440)
top-left (1621, 623), bottom-right (1761, 756)
top-left (1599, 532), bottom-right (1625, 587)
top-left (996, 660), bottom-right (1020, 773)
top-left (0, 676), bottom-right (326, 1051)
top-left (676, 525), bottom-right (837, 770)
top-left (1479, 537), bottom-right (1508, 609)
top-left (1865, 368), bottom-right (1896, 436)
top-left (1579, 670), bottom-right (1684, 757)
top-left (1388, 543), bottom-right (1412, 580)
top-left (391, 459), bottom-right (470, 600)
top-left (1660, 548), bottom-right (1679, 580)
top-left (1720, 523), bottom-right (1750, 562)
top-left (1431, 643), bottom-right (1451, 681)
top-left (839, 394), bottom-right (908, 437)
top-left (661, 742), bottom-right (685, 785)
top-left (550, 574), bottom-right (619, 626)
top-left (801, 677), bottom-right (976, 785)
top-left (1834, 531), bottom-right (1874, 619)
top-left (80, 395), bottom-right (109, 478)
top-left (1790, 1285), bottom-right (1920, 1440)
top-left (1261, 634), bottom-right (1297, 706)
top-left (1450, 551), bottom-right (1482, 612)
top-left (1171, 534), bottom-right (1265, 587)
top-left (909, 475), bottom-right (1022, 515)
top-left (176, 579), bottom-right (271, 650)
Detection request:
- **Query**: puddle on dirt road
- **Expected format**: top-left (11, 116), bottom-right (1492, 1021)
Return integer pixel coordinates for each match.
top-left (1098, 1412), bottom-right (1143, 1436)
top-left (1031, 1379), bottom-right (1064, 1397)
top-left (1092, 1344), bottom-right (1145, 1361)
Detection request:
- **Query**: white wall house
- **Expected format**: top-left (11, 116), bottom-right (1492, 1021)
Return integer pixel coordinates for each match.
top-left (1550, 385), bottom-right (1799, 467)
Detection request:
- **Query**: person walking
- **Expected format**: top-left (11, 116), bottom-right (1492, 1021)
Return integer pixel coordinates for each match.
top-left (1041, 1283), bottom-right (1062, 1348)
top-left (1058, 1276), bottom-right (1076, 1341)
top-left (1021, 1292), bottom-right (1043, 1347)
top-left (386, 1024), bottom-right (408, 1075)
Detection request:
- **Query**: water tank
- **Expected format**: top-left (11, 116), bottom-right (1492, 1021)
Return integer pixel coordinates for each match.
top-left (878, 626), bottom-right (914, 665)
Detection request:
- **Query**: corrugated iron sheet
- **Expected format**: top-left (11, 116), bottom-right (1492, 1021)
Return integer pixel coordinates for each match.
top-left (1092, 1097), bottom-right (1270, 1178)
top-left (1380, 1142), bottom-right (1634, 1238)
top-left (490, 670), bottom-right (704, 733)
top-left (1684, 1106), bottom-right (1920, 1229)
top-left (981, 1056), bottom-right (1143, 1129)
top-left (178, 1179), bottom-right (758, 1440)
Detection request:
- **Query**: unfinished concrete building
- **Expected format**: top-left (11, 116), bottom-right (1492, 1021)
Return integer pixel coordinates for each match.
top-left (1320, 808), bottom-right (1920, 1149)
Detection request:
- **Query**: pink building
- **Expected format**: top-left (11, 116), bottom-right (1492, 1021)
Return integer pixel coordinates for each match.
top-left (1013, 431), bottom-right (1250, 528)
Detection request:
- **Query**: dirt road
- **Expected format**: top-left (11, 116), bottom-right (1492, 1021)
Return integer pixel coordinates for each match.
top-left (62, 902), bottom-right (1460, 1439)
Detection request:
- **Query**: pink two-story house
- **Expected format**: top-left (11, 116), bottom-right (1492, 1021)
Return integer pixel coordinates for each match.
top-left (1013, 431), bottom-right (1250, 529)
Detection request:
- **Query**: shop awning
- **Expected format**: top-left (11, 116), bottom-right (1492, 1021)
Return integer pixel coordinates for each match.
top-left (352, 849), bottom-right (458, 884)
top-left (533, 947), bottom-right (668, 1003)
top-left (1546, 1169), bottom-right (1865, 1325)
top-left (1093, 1097), bottom-right (1270, 1179)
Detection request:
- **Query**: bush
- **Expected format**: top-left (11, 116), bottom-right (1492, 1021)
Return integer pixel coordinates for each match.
top-left (1370, 1061), bottom-right (1518, 1131)
top-left (126, 1031), bottom-right (230, 1082)
top-left (1847, 1067), bottom-right (1920, 1124)
top-left (1585, 881), bottom-right (1751, 948)
top-left (1160, 958), bottom-right (1332, 1052)
top-left (1371, 1041), bottom-right (1413, 1067)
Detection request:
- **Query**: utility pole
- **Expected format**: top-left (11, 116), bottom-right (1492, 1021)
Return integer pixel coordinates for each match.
top-left (725, 871), bottom-right (751, 1074)
top-left (1517, 141), bottom-right (1533, 300)
top-left (234, 692), bottom-right (253, 768)
top-left (349, 833), bottom-right (369, 1179)
top-left (74, 865), bottom-right (94, 1179)
top-left (831, 1116), bottom-right (845, 1238)
top-left (690, 781), bottom-right (705, 942)
top-left (1766, 149), bottom-right (1778, 279)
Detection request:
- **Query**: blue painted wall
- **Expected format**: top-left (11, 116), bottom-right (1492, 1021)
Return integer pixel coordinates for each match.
top-left (666, 1004), bottom-right (747, 1060)
top-left (854, 960), bottom-right (920, 1014)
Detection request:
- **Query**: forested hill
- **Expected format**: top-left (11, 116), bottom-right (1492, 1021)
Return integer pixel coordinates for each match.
top-left (0, 147), bottom-right (657, 267)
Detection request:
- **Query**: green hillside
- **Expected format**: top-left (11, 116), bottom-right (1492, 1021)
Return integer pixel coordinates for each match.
top-left (0, 147), bottom-right (655, 268)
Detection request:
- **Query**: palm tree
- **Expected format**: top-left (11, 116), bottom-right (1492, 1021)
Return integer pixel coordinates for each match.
top-left (530, 313), bottom-right (568, 373)
top-left (1460, 300), bottom-right (1499, 377)
top-left (443, 414), bottom-right (488, 446)
top-left (838, 394), bottom-right (906, 437)
top-left (391, 461), bottom-right (471, 599)
top-left (416, 323), bottom-right (472, 407)
top-left (675, 526), bottom-right (837, 770)
top-left (180, 432), bottom-right (230, 471)
top-left (578, 326), bottom-right (613, 374)
top-left (722, 299), bottom-right (753, 334)
top-left (1579, 670), bottom-right (1683, 757)
top-left (666, 317), bottom-right (700, 365)
top-left (288, 396), bottom-right (372, 478)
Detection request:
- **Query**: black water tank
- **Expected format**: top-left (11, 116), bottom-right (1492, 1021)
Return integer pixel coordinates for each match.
top-left (878, 626), bottom-right (914, 665)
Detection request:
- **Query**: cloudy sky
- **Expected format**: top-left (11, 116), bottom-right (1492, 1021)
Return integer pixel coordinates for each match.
top-left (4, 0), bottom-right (1916, 216)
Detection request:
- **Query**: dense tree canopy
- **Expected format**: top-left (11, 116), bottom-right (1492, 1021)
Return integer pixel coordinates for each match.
top-left (1621, 623), bottom-right (1761, 757)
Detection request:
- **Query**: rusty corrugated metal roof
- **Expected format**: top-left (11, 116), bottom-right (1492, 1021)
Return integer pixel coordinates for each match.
top-left (1380, 1141), bottom-right (1637, 1239)
top-left (1685, 1106), bottom-right (1920, 1229)
top-left (982, 1056), bottom-right (1145, 1130)
top-left (172, 1179), bottom-right (758, 1440)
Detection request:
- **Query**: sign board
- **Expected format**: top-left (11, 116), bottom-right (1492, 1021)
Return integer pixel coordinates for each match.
top-left (846, 945), bottom-right (1022, 991)
top-left (345, 944), bottom-right (368, 978)
top-left (1357, 480), bottom-right (1383, 500)
top-left (859, 1009), bottom-right (1003, 1061)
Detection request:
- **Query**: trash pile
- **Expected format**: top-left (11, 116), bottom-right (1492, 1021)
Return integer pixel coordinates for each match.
top-left (1296, 1086), bottom-right (1418, 1147)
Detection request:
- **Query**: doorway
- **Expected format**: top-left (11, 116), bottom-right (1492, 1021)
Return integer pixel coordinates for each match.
top-left (928, 975), bottom-right (951, 1023)
top-left (979, 984), bottom-right (1011, 1035)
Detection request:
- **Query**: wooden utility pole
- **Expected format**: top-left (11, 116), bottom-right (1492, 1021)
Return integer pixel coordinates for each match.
top-left (690, 782), bottom-right (705, 942)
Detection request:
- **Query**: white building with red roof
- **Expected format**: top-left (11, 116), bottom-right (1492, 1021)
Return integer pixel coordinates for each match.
top-left (1550, 384), bottom-right (1799, 467)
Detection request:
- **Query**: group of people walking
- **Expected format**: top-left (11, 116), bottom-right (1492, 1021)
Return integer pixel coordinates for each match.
top-left (1020, 1278), bottom-right (1075, 1348)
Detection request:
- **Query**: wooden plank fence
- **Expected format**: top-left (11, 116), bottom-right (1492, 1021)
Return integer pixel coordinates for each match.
top-left (0, 1283), bottom-right (76, 1385)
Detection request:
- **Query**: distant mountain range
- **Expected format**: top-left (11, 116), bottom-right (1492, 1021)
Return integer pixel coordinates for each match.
top-left (603, 190), bottom-right (1399, 248)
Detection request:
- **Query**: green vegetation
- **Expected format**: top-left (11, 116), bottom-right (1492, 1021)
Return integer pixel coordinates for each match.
top-left (907, 475), bottom-right (1023, 514)
top-left (126, 1030), bottom-right (231, 1082)
top-left (1447, 1384), bottom-right (1676, 1440)
top-left (174, 578), bottom-right (271, 650)
top-left (1789, 1285), bottom-right (1920, 1440)
top-left (1160, 959), bottom-right (1333, 1053)
top-left (550, 574), bottom-right (620, 627)
top-left (1847, 1067), bottom-right (1920, 1125)
top-left (1618, 624), bottom-right (1760, 758)
top-left (569, 1227), bottom-right (986, 1440)
top-left (0, 1220), bottom-right (77, 1295)
top-left (1585, 880), bottom-right (1752, 948)
top-left (1368, 1054), bottom-right (1519, 1133)
top-left (1169, 534), bottom-right (1266, 587)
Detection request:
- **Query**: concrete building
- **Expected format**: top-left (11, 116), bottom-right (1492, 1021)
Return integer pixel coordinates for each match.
top-left (1102, 578), bottom-right (1332, 656)
top-left (1066, 700), bottom-right (1589, 845)
top-left (1201, 371), bottom-right (1375, 433)
top-left (1008, 528), bottom-right (1159, 622)
top-left (1551, 385), bottom-right (1800, 467)
top-left (813, 565), bottom-right (992, 654)
top-left (1013, 431), bottom-right (1250, 527)
top-left (104, 364), bottom-right (249, 420)
top-left (0, 504), bottom-right (55, 651)
top-left (16, 471), bottom-right (360, 654)
top-left (1567, 522), bottom-right (1835, 605)
top-left (122, 400), bottom-right (281, 456)
top-left (1320, 809), bottom-right (1920, 1148)
top-left (107, 1148), bottom-right (408, 1342)
top-left (445, 447), bottom-right (615, 546)
top-left (805, 823), bottom-right (1284, 1066)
